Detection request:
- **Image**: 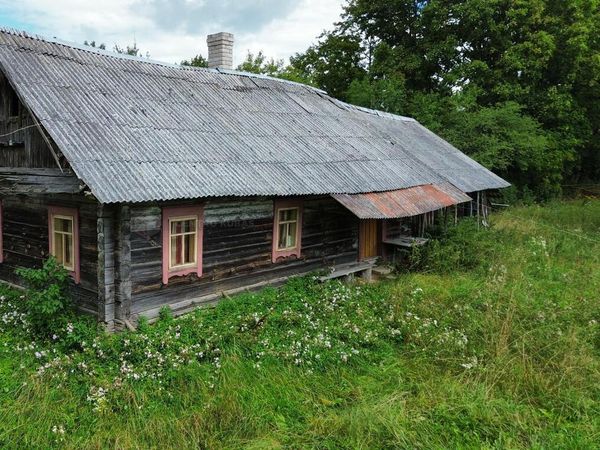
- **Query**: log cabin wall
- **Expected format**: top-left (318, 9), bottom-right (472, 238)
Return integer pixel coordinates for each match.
top-left (128, 196), bottom-right (359, 319)
top-left (0, 74), bottom-right (60, 168)
top-left (0, 193), bottom-right (100, 316)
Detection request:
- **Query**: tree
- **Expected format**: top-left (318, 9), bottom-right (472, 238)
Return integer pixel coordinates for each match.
top-left (83, 40), bottom-right (106, 50)
top-left (237, 51), bottom-right (284, 77)
top-left (292, 0), bottom-right (600, 198)
top-left (234, 51), bottom-right (313, 85)
top-left (289, 33), bottom-right (367, 100)
top-left (181, 55), bottom-right (208, 68)
top-left (113, 40), bottom-right (149, 58)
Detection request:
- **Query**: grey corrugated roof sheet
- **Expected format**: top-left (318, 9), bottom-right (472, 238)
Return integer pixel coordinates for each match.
top-left (0, 28), bottom-right (509, 204)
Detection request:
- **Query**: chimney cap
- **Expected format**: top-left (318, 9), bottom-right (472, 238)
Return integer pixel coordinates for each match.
top-left (207, 32), bottom-right (234, 44)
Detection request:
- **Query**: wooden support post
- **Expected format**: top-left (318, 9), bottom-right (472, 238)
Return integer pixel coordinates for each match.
top-left (115, 205), bottom-right (132, 322)
top-left (97, 204), bottom-right (116, 328)
top-left (477, 191), bottom-right (480, 230)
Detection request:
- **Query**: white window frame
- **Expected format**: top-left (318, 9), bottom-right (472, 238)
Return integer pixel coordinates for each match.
top-left (276, 207), bottom-right (300, 251)
top-left (272, 199), bottom-right (303, 263)
top-left (51, 214), bottom-right (75, 271)
top-left (48, 206), bottom-right (80, 283)
top-left (168, 215), bottom-right (199, 270)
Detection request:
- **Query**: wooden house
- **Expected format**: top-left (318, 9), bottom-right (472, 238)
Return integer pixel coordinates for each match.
top-left (0, 29), bottom-right (509, 328)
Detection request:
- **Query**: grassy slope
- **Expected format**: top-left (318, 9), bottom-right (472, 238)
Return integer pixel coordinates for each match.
top-left (0, 200), bottom-right (599, 449)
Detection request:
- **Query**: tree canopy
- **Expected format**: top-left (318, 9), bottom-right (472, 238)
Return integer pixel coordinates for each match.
top-left (284, 0), bottom-right (600, 198)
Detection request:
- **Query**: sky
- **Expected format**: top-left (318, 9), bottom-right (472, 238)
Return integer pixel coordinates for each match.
top-left (0, 0), bottom-right (344, 65)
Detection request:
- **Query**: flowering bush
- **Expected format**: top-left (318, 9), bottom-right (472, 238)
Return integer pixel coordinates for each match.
top-left (0, 271), bottom-right (480, 419)
top-left (15, 257), bottom-right (74, 337)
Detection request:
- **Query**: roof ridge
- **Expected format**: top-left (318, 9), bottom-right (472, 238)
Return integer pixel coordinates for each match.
top-left (0, 26), bottom-right (325, 93)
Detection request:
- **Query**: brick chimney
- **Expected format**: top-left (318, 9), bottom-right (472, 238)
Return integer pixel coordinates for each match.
top-left (207, 32), bottom-right (234, 70)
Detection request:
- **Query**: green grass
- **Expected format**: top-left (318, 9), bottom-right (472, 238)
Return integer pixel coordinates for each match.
top-left (1, 199), bottom-right (599, 449)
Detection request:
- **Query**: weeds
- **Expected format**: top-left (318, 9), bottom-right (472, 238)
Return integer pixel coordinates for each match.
top-left (0, 200), bottom-right (599, 448)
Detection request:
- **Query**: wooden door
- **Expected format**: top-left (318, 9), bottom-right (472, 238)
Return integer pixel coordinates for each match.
top-left (359, 219), bottom-right (379, 260)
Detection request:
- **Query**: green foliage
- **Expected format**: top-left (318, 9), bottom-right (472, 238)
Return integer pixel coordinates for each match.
top-left (237, 51), bottom-right (284, 76)
top-left (180, 54), bottom-right (208, 68)
top-left (83, 40), bottom-right (106, 50)
top-left (291, 0), bottom-right (600, 197)
top-left (234, 51), bottom-right (314, 85)
top-left (157, 305), bottom-right (174, 323)
top-left (289, 33), bottom-right (367, 99)
top-left (113, 41), bottom-right (148, 58)
top-left (409, 219), bottom-right (488, 273)
top-left (15, 257), bottom-right (74, 337)
top-left (1, 200), bottom-right (600, 447)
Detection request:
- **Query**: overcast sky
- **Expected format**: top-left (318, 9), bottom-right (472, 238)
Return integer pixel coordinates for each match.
top-left (0, 0), bottom-right (344, 65)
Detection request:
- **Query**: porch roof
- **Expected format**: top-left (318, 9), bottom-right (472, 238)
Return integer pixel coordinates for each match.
top-left (331, 183), bottom-right (472, 219)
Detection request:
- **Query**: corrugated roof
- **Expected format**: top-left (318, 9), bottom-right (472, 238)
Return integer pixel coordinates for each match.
top-left (331, 183), bottom-right (472, 219)
top-left (0, 28), bottom-right (509, 204)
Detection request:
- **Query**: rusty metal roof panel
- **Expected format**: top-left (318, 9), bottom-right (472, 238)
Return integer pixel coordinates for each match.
top-left (332, 184), bottom-right (472, 219)
top-left (0, 28), bottom-right (509, 203)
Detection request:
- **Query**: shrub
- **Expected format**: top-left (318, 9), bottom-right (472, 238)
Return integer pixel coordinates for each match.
top-left (408, 219), bottom-right (497, 273)
top-left (16, 257), bottom-right (74, 337)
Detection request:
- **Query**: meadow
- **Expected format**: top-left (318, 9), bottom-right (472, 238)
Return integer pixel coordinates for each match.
top-left (0, 200), bottom-right (599, 449)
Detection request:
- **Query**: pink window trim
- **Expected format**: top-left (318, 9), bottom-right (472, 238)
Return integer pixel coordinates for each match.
top-left (0, 199), bottom-right (3, 263)
top-left (272, 199), bottom-right (303, 263)
top-left (162, 205), bottom-right (204, 284)
top-left (48, 206), bottom-right (80, 284)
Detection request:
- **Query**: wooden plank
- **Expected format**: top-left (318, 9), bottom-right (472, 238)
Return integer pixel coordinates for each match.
top-left (318, 260), bottom-right (375, 281)
top-left (0, 168), bottom-right (82, 194)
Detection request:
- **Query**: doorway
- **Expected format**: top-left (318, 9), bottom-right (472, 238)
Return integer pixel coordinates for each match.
top-left (359, 219), bottom-right (379, 260)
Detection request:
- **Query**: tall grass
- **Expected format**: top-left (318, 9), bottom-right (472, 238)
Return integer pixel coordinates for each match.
top-left (0, 199), bottom-right (599, 449)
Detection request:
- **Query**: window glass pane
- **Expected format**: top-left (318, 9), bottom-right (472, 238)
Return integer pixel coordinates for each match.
top-left (169, 216), bottom-right (198, 268)
top-left (184, 219), bottom-right (196, 233)
top-left (54, 217), bottom-right (72, 233)
top-left (171, 235), bottom-right (183, 266)
top-left (278, 223), bottom-right (288, 249)
top-left (287, 222), bottom-right (297, 248)
top-left (171, 219), bottom-right (195, 234)
top-left (64, 233), bottom-right (73, 267)
top-left (54, 232), bottom-right (64, 264)
top-left (184, 233), bottom-right (196, 264)
top-left (279, 209), bottom-right (297, 222)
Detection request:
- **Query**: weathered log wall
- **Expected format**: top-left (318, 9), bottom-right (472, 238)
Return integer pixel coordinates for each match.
top-left (0, 74), bottom-right (61, 168)
top-left (0, 194), bottom-right (360, 323)
top-left (0, 193), bottom-right (99, 316)
top-left (127, 196), bottom-right (359, 319)
top-left (0, 168), bottom-right (82, 195)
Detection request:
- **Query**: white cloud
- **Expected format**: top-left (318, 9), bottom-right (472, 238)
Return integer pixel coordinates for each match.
top-left (0, 0), bottom-right (344, 65)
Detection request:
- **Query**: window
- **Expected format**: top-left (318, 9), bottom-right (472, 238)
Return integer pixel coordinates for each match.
top-left (277, 208), bottom-right (299, 250)
top-left (162, 206), bottom-right (204, 284)
top-left (272, 200), bottom-right (302, 262)
top-left (48, 206), bottom-right (80, 283)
